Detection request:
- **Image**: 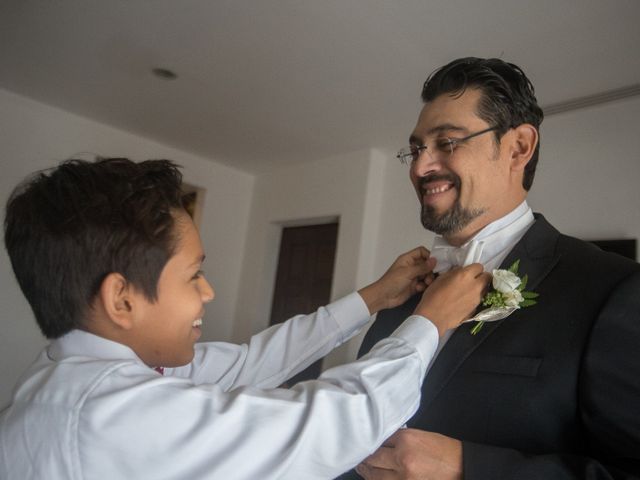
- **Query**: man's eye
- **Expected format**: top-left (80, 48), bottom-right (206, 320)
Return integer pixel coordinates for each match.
top-left (410, 145), bottom-right (425, 160)
top-left (434, 138), bottom-right (453, 152)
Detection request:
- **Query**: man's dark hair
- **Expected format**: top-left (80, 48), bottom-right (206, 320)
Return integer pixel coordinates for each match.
top-left (421, 57), bottom-right (544, 191)
top-left (4, 158), bottom-right (186, 338)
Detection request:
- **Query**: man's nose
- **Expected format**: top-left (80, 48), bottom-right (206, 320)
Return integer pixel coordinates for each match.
top-left (411, 148), bottom-right (441, 178)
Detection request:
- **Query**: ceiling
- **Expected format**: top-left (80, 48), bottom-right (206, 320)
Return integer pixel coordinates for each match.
top-left (1, 1), bottom-right (639, 174)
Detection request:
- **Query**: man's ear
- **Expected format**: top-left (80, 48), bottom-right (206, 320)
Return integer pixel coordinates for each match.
top-left (99, 273), bottom-right (136, 330)
top-left (508, 123), bottom-right (538, 172)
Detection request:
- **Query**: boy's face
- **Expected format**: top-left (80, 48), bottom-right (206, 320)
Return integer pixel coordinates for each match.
top-left (129, 210), bottom-right (215, 367)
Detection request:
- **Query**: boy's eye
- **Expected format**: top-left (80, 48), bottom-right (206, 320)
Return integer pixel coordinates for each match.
top-left (192, 270), bottom-right (204, 280)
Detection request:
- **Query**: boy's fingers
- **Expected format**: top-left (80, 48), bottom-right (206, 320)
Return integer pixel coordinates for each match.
top-left (399, 246), bottom-right (430, 264)
top-left (479, 271), bottom-right (492, 293)
top-left (406, 256), bottom-right (435, 277)
top-left (462, 262), bottom-right (485, 276)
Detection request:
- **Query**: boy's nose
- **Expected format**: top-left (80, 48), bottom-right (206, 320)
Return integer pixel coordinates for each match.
top-left (200, 277), bottom-right (215, 303)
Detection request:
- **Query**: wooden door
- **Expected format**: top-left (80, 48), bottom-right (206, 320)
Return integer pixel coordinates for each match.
top-left (269, 222), bottom-right (339, 384)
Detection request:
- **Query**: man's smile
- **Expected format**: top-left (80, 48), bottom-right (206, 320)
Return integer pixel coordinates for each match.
top-left (421, 178), bottom-right (457, 208)
top-left (423, 181), bottom-right (455, 196)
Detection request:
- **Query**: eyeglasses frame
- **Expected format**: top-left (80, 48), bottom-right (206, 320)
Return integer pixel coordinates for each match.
top-left (396, 126), bottom-right (499, 165)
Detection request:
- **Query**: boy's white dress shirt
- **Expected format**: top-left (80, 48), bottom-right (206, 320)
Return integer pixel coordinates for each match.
top-left (1, 293), bottom-right (438, 480)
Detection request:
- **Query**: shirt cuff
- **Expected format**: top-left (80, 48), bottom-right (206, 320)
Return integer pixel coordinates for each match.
top-left (326, 292), bottom-right (373, 343)
top-left (389, 315), bottom-right (439, 368)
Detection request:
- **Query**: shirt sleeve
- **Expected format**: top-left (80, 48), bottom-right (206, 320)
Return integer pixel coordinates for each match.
top-left (79, 315), bottom-right (440, 480)
top-left (168, 292), bottom-right (373, 389)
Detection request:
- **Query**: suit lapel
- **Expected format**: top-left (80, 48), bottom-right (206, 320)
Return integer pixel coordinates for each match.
top-left (418, 214), bottom-right (562, 409)
top-left (499, 214), bottom-right (562, 292)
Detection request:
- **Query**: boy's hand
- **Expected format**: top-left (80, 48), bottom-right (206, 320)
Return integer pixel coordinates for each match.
top-left (358, 247), bottom-right (436, 315)
top-left (414, 263), bottom-right (491, 336)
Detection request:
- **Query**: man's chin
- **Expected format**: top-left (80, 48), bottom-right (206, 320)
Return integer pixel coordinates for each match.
top-left (422, 219), bottom-right (461, 236)
top-left (421, 216), bottom-right (455, 235)
top-left (421, 207), bottom-right (454, 234)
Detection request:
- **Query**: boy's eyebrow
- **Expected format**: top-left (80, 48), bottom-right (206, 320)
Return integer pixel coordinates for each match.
top-left (190, 254), bottom-right (206, 267)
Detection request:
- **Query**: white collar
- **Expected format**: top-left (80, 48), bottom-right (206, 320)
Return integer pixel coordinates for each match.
top-left (47, 329), bottom-right (141, 363)
top-left (470, 200), bottom-right (532, 243)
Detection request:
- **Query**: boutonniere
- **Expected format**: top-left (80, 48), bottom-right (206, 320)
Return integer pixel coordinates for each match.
top-left (469, 260), bottom-right (538, 335)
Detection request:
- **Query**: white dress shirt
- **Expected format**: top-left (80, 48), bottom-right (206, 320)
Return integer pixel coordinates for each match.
top-left (0, 293), bottom-right (439, 480)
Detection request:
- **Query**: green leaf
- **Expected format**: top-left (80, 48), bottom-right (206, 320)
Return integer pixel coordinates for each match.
top-left (520, 299), bottom-right (537, 307)
top-left (521, 291), bottom-right (539, 299)
top-left (508, 259), bottom-right (520, 274)
top-left (518, 274), bottom-right (529, 291)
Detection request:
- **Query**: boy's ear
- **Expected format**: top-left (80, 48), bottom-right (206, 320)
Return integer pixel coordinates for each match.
top-left (99, 273), bottom-right (136, 330)
top-left (508, 123), bottom-right (538, 172)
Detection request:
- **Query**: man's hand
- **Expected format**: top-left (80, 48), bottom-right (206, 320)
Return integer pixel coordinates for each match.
top-left (358, 247), bottom-right (436, 315)
top-left (414, 263), bottom-right (490, 336)
top-left (355, 429), bottom-right (463, 480)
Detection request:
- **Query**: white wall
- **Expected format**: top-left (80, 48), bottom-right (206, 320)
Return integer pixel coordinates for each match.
top-left (529, 97), bottom-right (640, 240)
top-left (0, 88), bottom-right (255, 408)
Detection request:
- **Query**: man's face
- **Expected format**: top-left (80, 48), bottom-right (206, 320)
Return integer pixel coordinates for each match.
top-left (129, 210), bottom-right (215, 367)
top-left (409, 88), bottom-right (516, 242)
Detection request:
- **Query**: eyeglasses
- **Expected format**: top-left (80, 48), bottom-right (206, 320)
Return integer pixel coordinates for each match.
top-left (396, 126), bottom-right (498, 166)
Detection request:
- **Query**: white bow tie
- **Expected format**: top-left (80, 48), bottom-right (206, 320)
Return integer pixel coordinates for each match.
top-left (431, 238), bottom-right (484, 272)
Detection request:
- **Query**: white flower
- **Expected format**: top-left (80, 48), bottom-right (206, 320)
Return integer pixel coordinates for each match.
top-left (471, 259), bottom-right (538, 335)
top-left (503, 289), bottom-right (524, 308)
top-left (492, 269), bottom-right (521, 293)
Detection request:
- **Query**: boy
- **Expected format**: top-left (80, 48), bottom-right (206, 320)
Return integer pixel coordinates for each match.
top-left (0, 158), bottom-right (487, 479)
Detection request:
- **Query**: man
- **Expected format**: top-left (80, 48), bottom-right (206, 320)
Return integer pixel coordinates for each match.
top-left (342, 58), bottom-right (640, 479)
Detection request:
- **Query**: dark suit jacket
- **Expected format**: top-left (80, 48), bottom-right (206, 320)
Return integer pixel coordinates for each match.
top-left (339, 214), bottom-right (640, 479)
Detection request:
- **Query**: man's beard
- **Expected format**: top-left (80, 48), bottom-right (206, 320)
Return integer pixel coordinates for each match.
top-left (421, 202), bottom-right (484, 235)
top-left (419, 174), bottom-right (485, 235)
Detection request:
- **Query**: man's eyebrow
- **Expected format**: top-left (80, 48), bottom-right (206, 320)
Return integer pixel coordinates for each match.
top-left (409, 124), bottom-right (468, 144)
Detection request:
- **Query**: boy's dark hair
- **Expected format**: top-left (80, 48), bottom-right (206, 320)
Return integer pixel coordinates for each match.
top-left (421, 57), bottom-right (544, 191)
top-left (4, 158), bottom-right (186, 338)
